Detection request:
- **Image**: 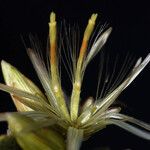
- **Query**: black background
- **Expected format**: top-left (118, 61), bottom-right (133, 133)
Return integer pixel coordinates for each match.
top-left (0, 0), bottom-right (150, 149)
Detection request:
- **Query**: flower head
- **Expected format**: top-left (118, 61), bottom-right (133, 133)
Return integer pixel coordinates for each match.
top-left (0, 12), bottom-right (150, 150)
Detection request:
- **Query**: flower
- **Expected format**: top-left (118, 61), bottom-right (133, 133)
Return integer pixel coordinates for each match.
top-left (0, 12), bottom-right (150, 150)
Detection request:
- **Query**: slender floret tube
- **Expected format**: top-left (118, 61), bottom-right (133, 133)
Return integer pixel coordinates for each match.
top-left (70, 14), bottom-right (98, 121)
top-left (49, 12), bottom-right (70, 121)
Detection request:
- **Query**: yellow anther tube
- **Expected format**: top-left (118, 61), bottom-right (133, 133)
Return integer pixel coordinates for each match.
top-left (49, 12), bottom-right (70, 121)
top-left (70, 14), bottom-right (98, 121)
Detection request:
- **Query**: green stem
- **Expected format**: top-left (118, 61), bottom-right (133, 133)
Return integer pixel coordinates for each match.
top-left (67, 127), bottom-right (83, 150)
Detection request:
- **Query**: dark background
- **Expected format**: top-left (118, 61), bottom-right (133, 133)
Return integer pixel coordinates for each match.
top-left (0, 0), bottom-right (150, 149)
